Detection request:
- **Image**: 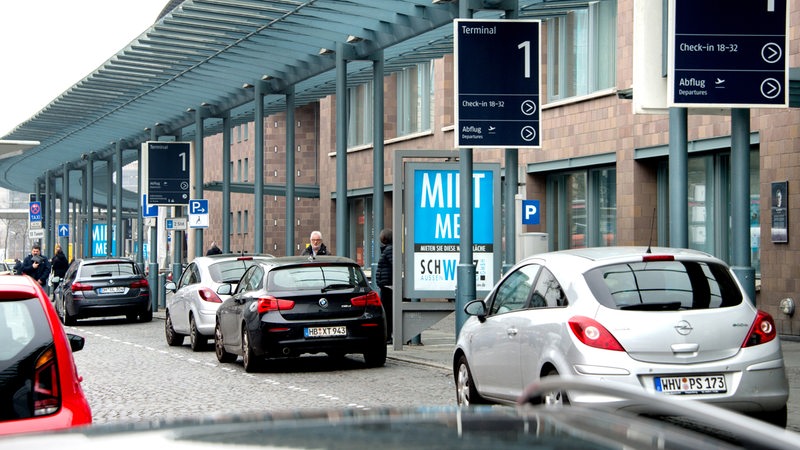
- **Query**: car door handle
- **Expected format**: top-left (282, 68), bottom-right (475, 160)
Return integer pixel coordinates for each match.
top-left (507, 327), bottom-right (518, 337)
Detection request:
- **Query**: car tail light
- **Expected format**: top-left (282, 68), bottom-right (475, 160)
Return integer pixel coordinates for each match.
top-left (350, 291), bottom-right (381, 307)
top-left (198, 287), bottom-right (223, 303)
top-left (33, 347), bottom-right (60, 416)
top-left (742, 310), bottom-right (777, 347)
top-left (642, 254), bottom-right (674, 262)
top-left (71, 282), bottom-right (94, 292)
top-left (257, 296), bottom-right (295, 314)
top-left (568, 316), bottom-right (625, 351)
top-left (129, 279), bottom-right (149, 289)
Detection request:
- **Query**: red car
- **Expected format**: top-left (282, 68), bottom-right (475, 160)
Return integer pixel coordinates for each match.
top-left (0, 275), bottom-right (92, 435)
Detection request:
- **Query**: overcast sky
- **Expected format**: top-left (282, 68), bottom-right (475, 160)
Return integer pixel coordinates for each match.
top-left (0, 0), bottom-right (170, 136)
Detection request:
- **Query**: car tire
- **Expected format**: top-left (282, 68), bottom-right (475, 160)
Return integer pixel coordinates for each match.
top-left (214, 322), bottom-right (236, 364)
top-left (751, 404), bottom-right (788, 428)
top-left (139, 309), bottom-right (153, 323)
top-left (242, 326), bottom-right (263, 373)
top-left (60, 298), bottom-right (77, 326)
top-left (455, 355), bottom-right (486, 406)
top-left (540, 368), bottom-right (569, 405)
top-left (189, 315), bottom-right (208, 351)
top-left (165, 310), bottom-right (185, 347)
top-left (363, 343), bottom-right (387, 368)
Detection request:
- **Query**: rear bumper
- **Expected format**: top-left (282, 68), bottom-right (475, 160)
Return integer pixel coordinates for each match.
top-left (69, 296), bottom-right (151, 319)
top-left (252, 321), bottom-right (386, 357)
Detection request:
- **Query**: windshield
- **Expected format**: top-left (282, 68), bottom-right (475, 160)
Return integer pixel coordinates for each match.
top-left (268, 265), bottom-right (367, 291)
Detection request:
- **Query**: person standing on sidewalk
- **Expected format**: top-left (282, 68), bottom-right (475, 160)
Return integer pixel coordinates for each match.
top-left (21, 244), bottom-right (51, 288)
top-left (301, 231), bottom-right (329, 257)
top-left (375, 228), bottom-right (393, 344)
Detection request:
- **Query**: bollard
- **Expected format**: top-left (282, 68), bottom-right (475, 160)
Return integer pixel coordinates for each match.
top-left (159, 273), bottom-right (167, 309)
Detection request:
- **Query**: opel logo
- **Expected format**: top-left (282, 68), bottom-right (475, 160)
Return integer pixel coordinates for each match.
top-left (674, 320), bottom-right (693, 336)
top-left (318, 298), bottom-right (328, 308)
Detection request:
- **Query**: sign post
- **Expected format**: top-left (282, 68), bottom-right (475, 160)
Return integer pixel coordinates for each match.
top-left (454, 19), bottom-right (541, 148)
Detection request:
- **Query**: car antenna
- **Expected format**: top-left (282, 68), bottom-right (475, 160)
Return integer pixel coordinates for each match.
top-left (646, 207), bottom-right (656, 254)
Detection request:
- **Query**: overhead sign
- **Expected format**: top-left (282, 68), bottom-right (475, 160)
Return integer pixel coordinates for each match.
top-left (669, 0), bottom-right (788, 107)
top-left (58, 224), bottom-right (69, 237)
top-left (188, 199), bottom-right (209, 229)
top-left (143, 141), bottom-right (191, 205)
top-left (454, 19), bottom-right (541, 148)
top-left (29, 201), bottom-right (42, 222)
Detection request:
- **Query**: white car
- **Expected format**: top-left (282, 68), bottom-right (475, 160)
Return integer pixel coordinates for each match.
top-left (453, 246), bottom-right (790, 427)
top-left (164, 254), bottom-right (273, 350)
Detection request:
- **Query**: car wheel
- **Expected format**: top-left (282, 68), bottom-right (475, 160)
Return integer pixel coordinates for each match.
top-left (214, 322), bottom-right (236, 363)
top-left (139, 309), bottom-right (153, 323)
top-left (189, 315), bottom-right (208, 351)
top-left (540, 369), bottom-right (569, 406)
top-left (165, 310), bottom-right (185, 346)
top-left (242, 326), bottom-right (263, 373)
top-left (363, 343), bottom-right (387, 368)
top-left (455, 355), bottom-right (486, 406)
top-left (751, 404), bottom-right (788, 428)
top-left (60, 298), bottom-right (77, 326)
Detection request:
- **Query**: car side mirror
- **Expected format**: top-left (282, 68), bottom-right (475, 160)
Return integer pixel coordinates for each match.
top-left (164, 281), bottom-right (177, 292)
top-left (67, 333), bottom-right (85, 352)
top-left (464, 299), bottom-right (488, 322)
top-left (217, 284), bottom-right (233, 296)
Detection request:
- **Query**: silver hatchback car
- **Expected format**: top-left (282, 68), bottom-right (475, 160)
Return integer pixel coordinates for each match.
top-left (454, 246), bottom-right (790, 427)
top-left (164, 254), bottom-right (273, 351)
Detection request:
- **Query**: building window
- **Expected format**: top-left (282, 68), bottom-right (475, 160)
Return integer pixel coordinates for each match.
top-left (237, 160), bottom-right (242, 182)
top-left (236, 211), bottom-right (242, 235)
top-left (244, 210), bottom-right (249, 234)
top-left (229, 212), bottom-right (234, 235)
top-left (546, 0), bottom-right (616, 101)
top-left (547, 167), bottom-right (617, 249)
top-left (347, 80), bottom-right (373, 148)
top-left (243, 158), bottom-right (249, 182)
top-left (242, 124), bottom-right (249, 141)
top-left (397, 61), bottom-right (434, 136)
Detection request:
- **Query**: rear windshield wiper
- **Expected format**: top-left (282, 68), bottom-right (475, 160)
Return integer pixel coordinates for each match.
top-left (321, 283), bottom-right (356, 292)
top-left (619, 302), bottom-right (682, 311)
top-left (90, 272), bottom-right (114, 277)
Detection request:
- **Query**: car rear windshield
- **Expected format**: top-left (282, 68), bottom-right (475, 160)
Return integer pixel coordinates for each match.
top-left (210, 259), bottom-right (263, 283)
top-left (584, 259), bottom-right (743, 311)
top-left (268, 265), bottom-right (367, 291)
top-left (81, 261), bottom-right (138, 277)
top-left (0, 299), bottom-right (55, 420)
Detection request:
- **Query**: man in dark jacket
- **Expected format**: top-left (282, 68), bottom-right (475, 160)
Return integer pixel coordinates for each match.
top-left (21, 244), bottom-right (51, 287)
top-left (300, 231), bottom-right (329, 257)
top-left (375, 228), bottom-right (393, 343)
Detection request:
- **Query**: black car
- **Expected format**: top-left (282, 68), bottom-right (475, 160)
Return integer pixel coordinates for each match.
top-left (53, 257), bottom-right (151, 325)
top-left (214, 256), bottom-right (386, 372)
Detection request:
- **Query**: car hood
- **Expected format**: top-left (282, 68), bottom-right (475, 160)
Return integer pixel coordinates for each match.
top-left (595, 307), bottom-right (754, 364)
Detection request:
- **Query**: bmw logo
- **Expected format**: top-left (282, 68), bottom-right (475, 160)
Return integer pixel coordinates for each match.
top-left (318, 298), bottom-right (328, 308)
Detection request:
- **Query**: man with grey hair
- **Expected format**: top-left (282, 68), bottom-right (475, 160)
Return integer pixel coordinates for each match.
top-left (301, 230), bottom-right (329, 256)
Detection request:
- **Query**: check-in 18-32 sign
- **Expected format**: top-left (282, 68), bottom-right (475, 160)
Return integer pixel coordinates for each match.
top-left (455, 19), bottom-right (541, 148)
top-left (144, 141), bottom-right (191, 205)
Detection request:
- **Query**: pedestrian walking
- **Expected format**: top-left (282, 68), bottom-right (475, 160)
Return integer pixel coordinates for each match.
top-left (375, 228), bottom-right (393, 343)
top-left (21, 244), bottom-right (51, 288)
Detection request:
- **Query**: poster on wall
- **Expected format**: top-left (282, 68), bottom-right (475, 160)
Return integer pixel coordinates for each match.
top-left (771, 181), bottom-right (788, 243)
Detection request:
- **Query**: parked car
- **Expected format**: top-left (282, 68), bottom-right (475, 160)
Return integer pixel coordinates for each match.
top-left (52, 257), bottom-right (151, 325)
top-left (2, 378), bottom-right (798, 449)
top-left (214, 256), bottom-right (386, 372)
top-left (164, 254), bottom-right (274, 351)
top-left (453, 246), bottom-right (790, 427)
top-left (0, 275), bottom-right (91, 434)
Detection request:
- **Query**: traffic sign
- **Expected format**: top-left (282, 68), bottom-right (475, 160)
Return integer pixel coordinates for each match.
top-left (143, 141), bottom-right (191, 205)
top-left (58, 224), bottom-right (69, 237)
top-left (141, 194), bottom-right (158, 217)
top-left (669, 0), bottom-right (788, 107)
top-left (188, 199), bottom-right (209, 229)
top-left (29, 201), bottom-right (42, 222)
top-left (28, 229), bottom-right (45, 239)
top-left (521, 200), bottom-right (540, 225)
top-left (454, 19), bottom-right (541, 148)
top-left (165, 218), bottom-right (187, 230)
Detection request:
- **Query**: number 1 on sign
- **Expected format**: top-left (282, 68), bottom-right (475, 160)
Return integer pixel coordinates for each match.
top-left (518, 41), bottom-right (531, 79)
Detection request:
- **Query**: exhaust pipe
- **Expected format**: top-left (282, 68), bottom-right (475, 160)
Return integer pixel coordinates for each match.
top-left (282, 347), bottom-right (291, 355)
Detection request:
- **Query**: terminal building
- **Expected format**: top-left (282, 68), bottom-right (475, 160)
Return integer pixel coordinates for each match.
top-left (1, 0), bottom-right (798, 336)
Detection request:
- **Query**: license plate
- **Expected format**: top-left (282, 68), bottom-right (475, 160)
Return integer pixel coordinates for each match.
top-left (655, 375), bottom-right (727, 394)
top-left (304, 326), bottom-right (347, 338)
top-left (98, 286), bottom-right (126, 294)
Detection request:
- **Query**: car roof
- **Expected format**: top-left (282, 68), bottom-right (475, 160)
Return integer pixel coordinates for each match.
top-left (258, 255), bottom-right (360, 268)
top-left (191, 253), bottom-right (274, 264)
top-left (74, 257), bottom-right (137, 264)
top-left (521, 246), bottom-right (726, 272)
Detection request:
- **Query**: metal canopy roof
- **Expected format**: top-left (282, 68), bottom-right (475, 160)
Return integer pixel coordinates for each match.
top-left (0, 0), bottom-right (587, 209)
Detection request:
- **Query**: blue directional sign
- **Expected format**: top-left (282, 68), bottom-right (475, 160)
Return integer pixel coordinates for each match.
top-left (670, 0), bottom-right (788, 107)
top-left (58, 224), bottom-right (69, 237)
top-left (145, 141), bottom-right (191, 205)
top-left (455, 19), bottom-right (541, 148)
top-left (189, 199), bottom-right (208, 215)
top-left (29, 201), bottom-right (42, 222)
top-left (521, 200), bottom-right (540, 225)
top-left (141, 194), bottom-right (158, 217)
